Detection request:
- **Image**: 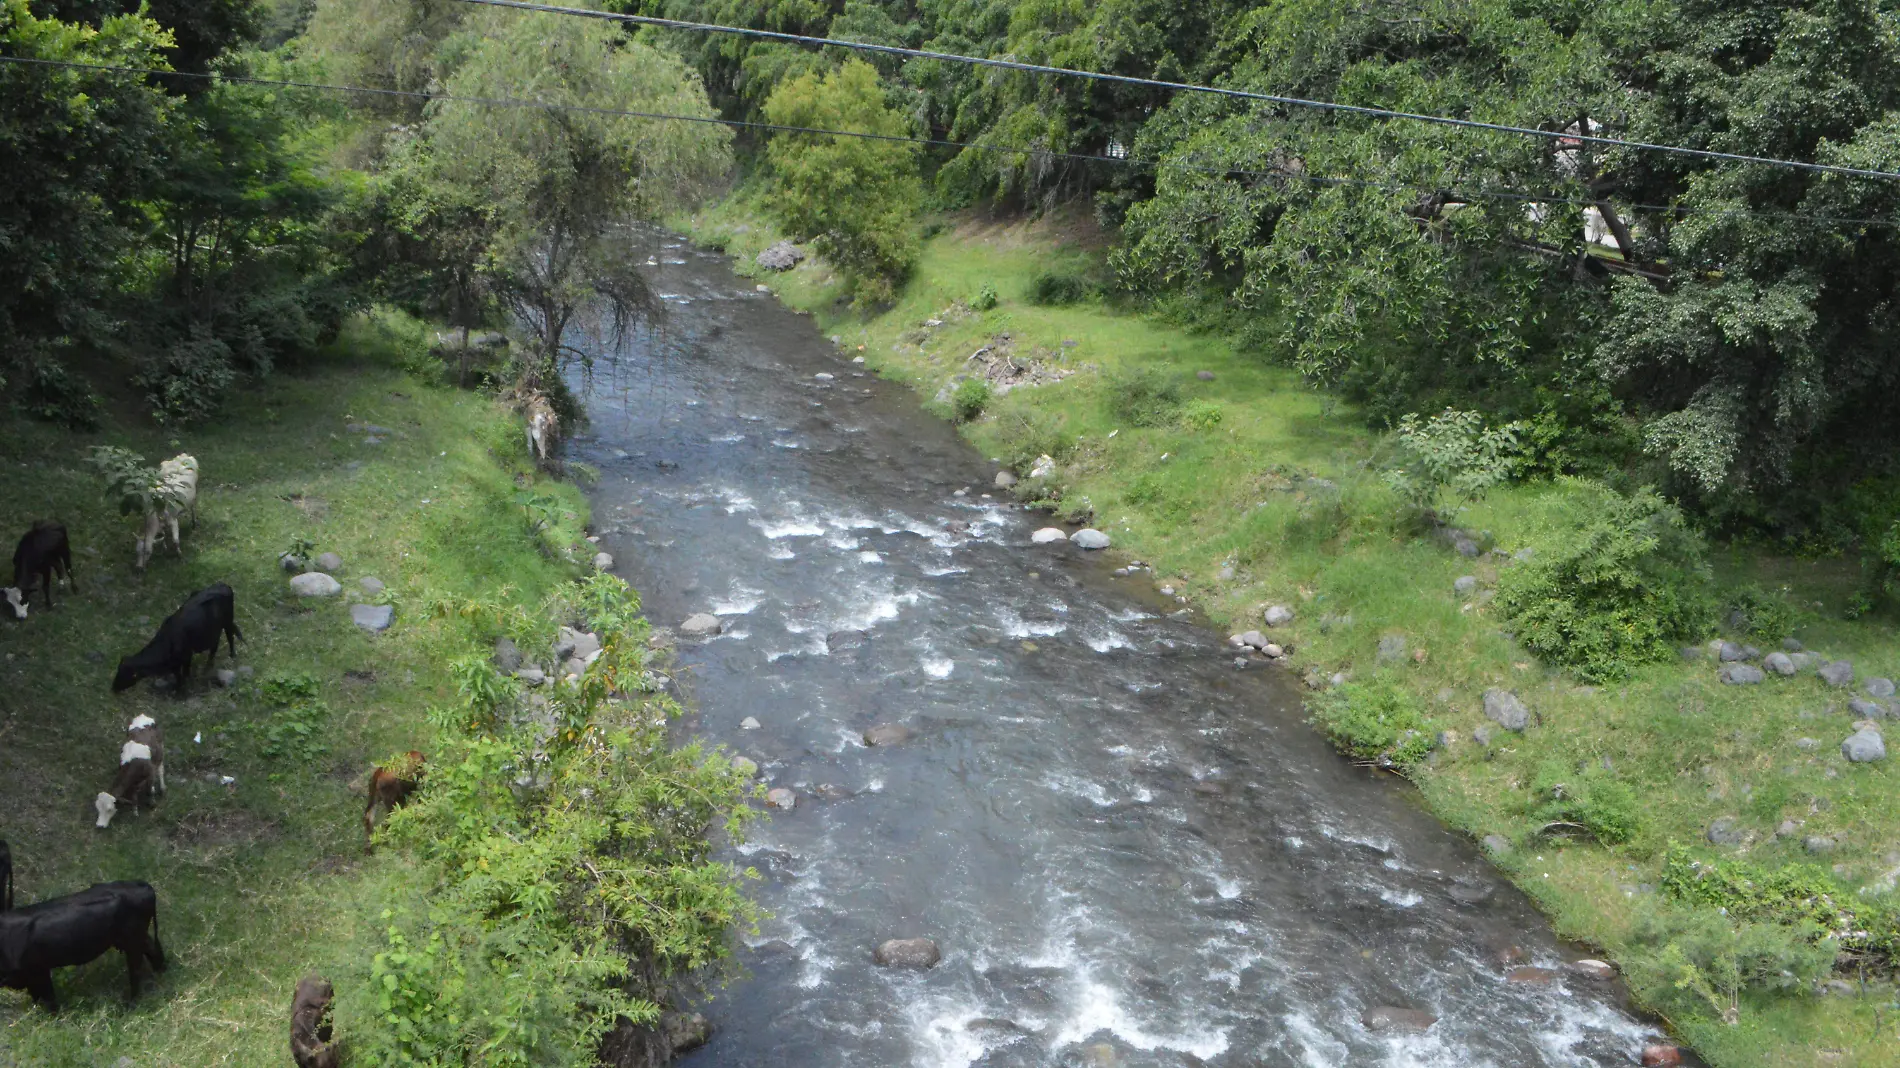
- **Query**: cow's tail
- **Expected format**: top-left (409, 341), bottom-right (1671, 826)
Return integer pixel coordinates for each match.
top-left (148, 892), bottom-right (166, 970)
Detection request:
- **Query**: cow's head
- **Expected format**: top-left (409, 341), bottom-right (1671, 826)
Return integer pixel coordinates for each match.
top-left (111, 659), bottom-right (140, 693)
top-left (1, 588), bottom-right (23, 621)
top-left (94, 792), bottom-right (120, 828)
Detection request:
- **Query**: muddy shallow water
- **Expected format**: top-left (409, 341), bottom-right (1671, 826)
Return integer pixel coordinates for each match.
top-left (567, 235), bottom-right (1674, 1067)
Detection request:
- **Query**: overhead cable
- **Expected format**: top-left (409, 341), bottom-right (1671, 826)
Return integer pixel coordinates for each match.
top-left (457, 0), bottom-right (1900, 183)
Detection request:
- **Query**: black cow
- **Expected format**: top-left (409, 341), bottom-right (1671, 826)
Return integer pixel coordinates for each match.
top-left (0, 839), bottom-right (12, 911)
top-left (112, 583), bottom-right (242, 693)
top-left (0, 880), bottom-right (165, 1011)
top-left (8, 520), bottom-right (73, 615)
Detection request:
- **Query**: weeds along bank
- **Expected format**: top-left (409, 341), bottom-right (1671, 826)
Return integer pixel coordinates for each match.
top-left (684, 201), bottom-right (1900, 1068)
top-left (0, 317), bottom-right (754, 1065)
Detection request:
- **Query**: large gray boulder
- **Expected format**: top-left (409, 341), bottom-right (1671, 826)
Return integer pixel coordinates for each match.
top-left (873, 938), bottom-right (941, 969)
top-left (1453, 575), bottom-right (1478, 595)
top-left (350, 604), bottom-right (393, 633)
top-left (1069, 528), bottom-right (1111, 550)
top-left (556, 626), bottom-right (603, 661)
top-left (1720, 663), bottom-right (1766, 685)
top-left (1849, 698), bottom-right (1891, 719)
top-left (1030, 527), bottom-right (1068, 544)
top-left (862, 723), bottom-right (913, 747)
top-left (1868, 677), bottom-right (1896, 699)
top-left (756, 240), bottom-right (806, 271)
top-left (494, 637), bottom-right (523, 674)
top-left (1483, 688), bottom-right (1530, 731)
top-left (289, 572), bottom-right (342, 597)
top-left (680, 613), bottom-right (723, 636)
top-left (1763, 651), bottom-right (1795, 676)
top-left (1264, 605), bottom-right (1295, 627)
top-left (1842, 728), bottom-right (1887, 763)
top-left (315, 551), bottom-right (344, 573)
top-left (1820, 660), bottom-right (1856, 688)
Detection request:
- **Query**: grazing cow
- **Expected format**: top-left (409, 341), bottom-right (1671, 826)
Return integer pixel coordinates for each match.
top-left (363, 751), bottom-right (425, 851)
top-left (95, 756), bottom-right (158, 829)
top-left (7, 520), bottom-right (74, 616)
top-left (112, 583), bottom-right (241, 693)
top-left (0, 839), bottom-right (12, 911)
top-left (290, 973), bottom-right (342, 1068)
top-left (134, 454), bottom-right (199, 570)
top-left (0, 880), bottom-right (165, 1011)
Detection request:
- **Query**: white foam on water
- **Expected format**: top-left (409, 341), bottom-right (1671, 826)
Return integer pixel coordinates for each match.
top-left (772, 439), bottom-right (802, 449)
top-left (1082, 627), bottom-right (1134, 653)
top-left (865, 777), bottom-right (885, 792)
top-left (755, 516), bottom-right (825, 539)
top-left (768, 545), bottom-right (797, 560)
top-left (716, 487), bottom-right (757, 513)
top-left (905, 1001), bottom-right (993, 1068)
top-left (710, 433), bottom-right (746, 444)
top-left (1108, 607), bottom-right (1156, 623)
top-left (1045, 774), bottom-right (1116, 808)
top-left (922, 565), bottom-right (967, 577)
top-left (1051, 978), bottom-right (1230, 1060)
top-left (718, 626), bottom-right (750, 641)
top-left (711, 583), bottom-right (767, 615)
top-left (828, 531), bottom-right (863, 551)
top-left (1379, 888), bottom-right (1424, 908)
top-left (1284, 836), bottom-right (1304, 849)
top-left (995, 606), bottom-right (1068, 638)
top-left (1132, 785), bottom-right (1153, 802)
top-left (1214, 875), bottom-right (1244, 900)
top-left (858, 551), bottom-right (884, 564)
top-left (924, 657), bottom-right (955, 679)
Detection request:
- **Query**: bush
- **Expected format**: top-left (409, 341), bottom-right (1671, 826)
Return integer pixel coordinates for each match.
top-left (1029, 270), bottom-right (1088, 305)
top-left (136, 324), bottom-right (238, 425)
top-left (1104, 365), bottom-right (1184, 427)
top-left (1527, 759), bottom-right (1641, 844)
top-left (1724, 584), bottom-right (1801, 642)
top-left (971, 283), bottom-right (998, 311)
top-left (1625, 898), bottom-right (1836, 1024)
top-left (1496, 481), bottom-right (1714, 681)
top-left (991, 406), bottom-right (1073, 474)
top-left (1382, 409), bottom-right (1521, 519)
top-left (1309, 679), bottom-right (1438, 769)
top-left (1180, 399), bottom-right (1223, 431)
top-left (1660, 846), bottom-right (1900, 966)
top-left (951, 378), bottom-right (991, 423)
top-left (16, 357), bottom-right (103, 429)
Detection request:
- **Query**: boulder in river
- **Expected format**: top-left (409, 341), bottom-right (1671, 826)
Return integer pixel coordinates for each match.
top-left (730, 755), bottom-right (759, 777)
top-left (593, 552), bottom-right (615, 571)
top-left (862, 723), bottom-right (913, 747)
top-left (1819, 660), bottom-right (1855, 687)
top-left (1031, 527), bottom-right (1068, 544)
top-left (1483, 688), bottom-right (1530, 731)
top-left (289, 572), bottom-right (342, 597)
top-left (1361, 1006), bottom-right (1436, 1034)
top-left (873, 938), bottom-right (941, 969)
top-left (826, 629), bottom-right (869, 652)
top-left (766, 787), bottom-right (796, 810)
top-left (1505, 966), bottom-right (1562, 985)
top-left (995, 471), bottom-right (1018, 489)
top-left (1642, 1045), bottom-right (1683, 1067)
top-left (741, 716), bottom-right (762, 730)
top-left (680, 613), bottom-right (723, 636)
top-left (1070, 528), bottom-right (1111, 550)
top-left (1568, 959), bottom-right (1617, 981)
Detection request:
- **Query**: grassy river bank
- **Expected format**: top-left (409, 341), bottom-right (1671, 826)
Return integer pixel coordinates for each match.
top-left (0, 320), bottom-right (595, 1064)
top-left (681, 196), bottom-right (1900, 1068)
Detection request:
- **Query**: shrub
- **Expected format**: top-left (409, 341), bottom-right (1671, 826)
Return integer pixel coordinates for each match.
top-left (992, 406), bottom-right (1073, 473)
top-left (1724, 584), bottom-right (1800, 641)
top-left (1309, 679), bottom-right (1438, 769)
top-left (951, 378), bottom-right (991, 422)
top-left (1104, 365), bottom-right (1184, 428)
top-left (17, 357), bottom-right (103, 429)
top-left (136, 324), bottom-right (238, 425)
top-left (1382, 409), bottom-right (1522, 519)
top-left (971, 283), bottom-right (999, 311)
top-left (1527, 759), bottom-right (1641, 844)
top-left (1029, 270), bottom-right (1088, 305)
top-left (1496, 481), bottom-right (1714, 681)
top-left (1180, 399), bottom-right (1223, 431)
top-left (1659, 846), bottom-right (1900, 966)
top-left (1625, 898), bottom-right (1836, 1024)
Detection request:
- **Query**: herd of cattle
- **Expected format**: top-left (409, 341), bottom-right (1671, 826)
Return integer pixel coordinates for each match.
top-left (2, 504), bottom-right (420, 1062)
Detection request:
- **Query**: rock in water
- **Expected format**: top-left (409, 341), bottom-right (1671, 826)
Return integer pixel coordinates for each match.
top-left (873, 938), bottom-right (941, 969)
top-left (766, 788), bottom-right (796, 810)
top-left (1569, 960), bottom-right (1617, 981)
top-left (1763, 651), bottom-right (1795, 676)
top-left (1842, 728), bottom-right (1886, 763)
top-left (289, 572), bottom-right (342, 597)
top-left (661, 1012), bottom-right (711, 1055)
top-left (1263, 605), bottom-right (1295, 626)
top-left (592, 552), bottom-right (615, 571)
top-left (1642, 1045), bottom-right (1683, 1067)
top-left (494, 637), bottom-right (523, 674)
top-left (994, 470), bottom-right (1018, 489)
top-left (740, 716), bottom-right (761, 730)
top-left (1819, 660), bottom-right (1855, 688)
top-left (1031, 527), bottom-right (1068, 544)
top-left (1719, 663), bottom-right (1766, 685)
top-left (315, 551), bottom-right (344, 572)
top-left (1361, 1006), bottom-right (1436, 1034)
top-left (1483, 688), bottom-right (1530, 731)
top-left (756, 240), bottom-right (805, 271)
top-left (730, 756), bottom-right (758, 777)
top-left (351, 604), bottom-right (394, 633)
top-left (826, 629), bottom-right (869, 652)
top-left (1070, 528), bottom-right (1111, 550)
top-left (862, 723), bottom-right (913, 747)
top-left (680, 613), bottom-right (722, 636)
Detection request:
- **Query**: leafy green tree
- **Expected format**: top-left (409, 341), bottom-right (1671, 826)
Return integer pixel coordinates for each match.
top-left (763, 59), bottom-right (922, 302)
top-left (389, 8), bottom-right (731, 385)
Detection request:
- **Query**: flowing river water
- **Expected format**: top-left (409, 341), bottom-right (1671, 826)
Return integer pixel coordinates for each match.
top-left (567, 235), bottom-right (1681, 1068)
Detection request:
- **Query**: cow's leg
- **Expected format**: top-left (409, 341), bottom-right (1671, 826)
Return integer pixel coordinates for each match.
top-left (26, 970), bottom-right (57, 1012)
top-left (147, 910), bottom-right (166, 972)
top-left (168, 514), bottom-right (181, 555)
top-left (123, 938), bottom-right (144, 1001)
top-left (38, 569), bottom-right (55, 610)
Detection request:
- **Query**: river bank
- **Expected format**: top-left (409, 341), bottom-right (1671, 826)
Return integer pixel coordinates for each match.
top-left (0, 317), bottom-right (594, 1062)
top-left (677, 199), bottom-right (1900, 1067)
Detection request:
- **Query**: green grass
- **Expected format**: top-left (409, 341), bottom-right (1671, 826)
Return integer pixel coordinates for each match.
top-left (682, 203), bottom-right (1900, 1067)
top-left (0, 317), bottom-right (590, 1064)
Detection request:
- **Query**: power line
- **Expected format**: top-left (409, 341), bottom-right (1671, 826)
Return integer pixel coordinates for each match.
top-left (4, 53), bottom-right (1895, 232)
top-left (459, 0), bottom-right (1900, 183)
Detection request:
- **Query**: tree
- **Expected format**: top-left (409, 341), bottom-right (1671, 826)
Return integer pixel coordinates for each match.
top-left (396, 8), bottom-right (731, 387)
top-left (763, 59), bottom-right (922, 303)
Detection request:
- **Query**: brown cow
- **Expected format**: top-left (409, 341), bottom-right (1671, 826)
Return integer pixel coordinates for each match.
top-left (363, 751), bottom-right (425, 852)
top-left (291, 973), bottom-right (341, 1068)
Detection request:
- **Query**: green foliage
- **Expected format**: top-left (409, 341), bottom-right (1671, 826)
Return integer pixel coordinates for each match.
top-left (1626, 898), bottom-right (1836, 1024)
top-left (1029, 270), bottom-right (1088, 306)
top-left (1527, 759), bottom-right (1642, 844)
top-left (950, 377), bottom-right (991, 422)
top-left (1383, 409), bottom-right (1522, 519)
top-left (16, 357), bottom-right (104, 429)
top-left (1724, 585), bottom-right (1802, 642)
top-left (1309, 679), bottom-right (1438, 769)
top-left (349, 575), bottom-right (758, 1065)
top-left (85, 445), bottom-right (173, 517)
top-left (1103, 365), bottom-right (1184, 428)
top-left (1179, 399), bottom-right (1223, 432)
top-left (1497, 482), bottom-right (1714, 681)
top-left (1661, 847), bottom-right (1900, 968)
top-left (251, 673), bottom-right (332, 766)
top-left (970, 283), bottom-right (998, 311)
top-left (136, 324), bottom-right (240, 426)
top-left (991, 405), bottom-right (1074, 474)
top-left (763, 60), bottom-right (922, 305)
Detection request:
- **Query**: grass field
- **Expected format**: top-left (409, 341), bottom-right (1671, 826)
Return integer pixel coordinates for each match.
top-left (684, 195), bottom-right (1900, 1067)
top-left (0, 318), bottom-right (589, 1065)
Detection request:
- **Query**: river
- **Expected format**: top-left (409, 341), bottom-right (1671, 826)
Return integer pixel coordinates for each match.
top-left (567, 234), bottom-right (1679, 1067)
